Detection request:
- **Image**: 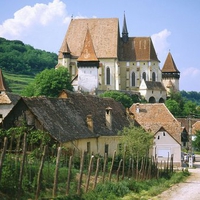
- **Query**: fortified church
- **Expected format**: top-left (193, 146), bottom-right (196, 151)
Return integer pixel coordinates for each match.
top-left (56, 14), bottom-right (180, 103)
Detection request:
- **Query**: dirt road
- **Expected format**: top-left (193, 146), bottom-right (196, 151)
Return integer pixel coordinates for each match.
top-left (153, 156), bottom-right (200, 200)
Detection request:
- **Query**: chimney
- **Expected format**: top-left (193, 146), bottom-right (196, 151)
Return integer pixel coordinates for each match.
top-left (136, 103), bottom-right (140, 113)
top-left (105, 107), bottom-right (112, 130)
top-left (86, 114), bottom-right (93, 132)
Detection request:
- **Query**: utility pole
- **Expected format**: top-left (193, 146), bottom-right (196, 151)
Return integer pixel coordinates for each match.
top-left (188, 116), bottom-right (193, 168)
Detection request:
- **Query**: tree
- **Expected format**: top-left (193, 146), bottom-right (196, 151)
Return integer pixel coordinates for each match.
top-left (118, 125), bottom-right (154, 158)
top-left (183, 100), bottom-right (200, 116)
top-left (99, 91), bottom-right (142, 108)
top-left (22, 67), bottom-right (73, 97)
top-left (165, 99), bottom-right (181, 117)
top-left (192, 130), bottom-right (200, 151)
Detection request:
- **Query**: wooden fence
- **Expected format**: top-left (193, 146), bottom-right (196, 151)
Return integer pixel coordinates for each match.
top-left (0, 136), bottom-right (174, 199)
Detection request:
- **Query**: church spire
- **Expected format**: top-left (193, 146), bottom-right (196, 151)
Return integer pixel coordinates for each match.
top-left (122, 12), bottom-right (128, 43)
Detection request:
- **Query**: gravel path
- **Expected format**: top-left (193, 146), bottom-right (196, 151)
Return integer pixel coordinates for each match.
top-left (153, 157), bottom-right (200, 200)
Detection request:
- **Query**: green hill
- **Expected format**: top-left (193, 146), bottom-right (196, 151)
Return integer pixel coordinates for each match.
top-left (0, 37), bottom-right (58, 95)
top-left (0, 37), bottom-right (57, 75)
top-left (3, 71), bottom-right (35, 95)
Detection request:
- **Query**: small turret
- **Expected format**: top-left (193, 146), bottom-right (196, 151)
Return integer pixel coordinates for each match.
top-left (162, 52), bottom-right (180, 95)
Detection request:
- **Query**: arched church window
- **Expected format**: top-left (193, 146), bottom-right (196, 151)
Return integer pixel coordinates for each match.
top-left (106, 67), bottom-right (110, 85)
top-left (142, 72), bottom-right (146, 81)
top-left (131, 72), bottom-right (135, 86)
top-left (152, 72), bottom-right (156, 81)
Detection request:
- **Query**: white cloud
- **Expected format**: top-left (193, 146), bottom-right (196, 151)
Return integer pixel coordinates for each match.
top-left (0, 0), bottom-right (67, 38)
top-left (151, 29), bottom-right (171, 63)
top-left (0, 0), bottom-right (73, 52)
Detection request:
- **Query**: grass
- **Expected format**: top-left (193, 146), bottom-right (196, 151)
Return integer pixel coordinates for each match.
top-left (3, 71), bottom-right (35, 95)
top-left (121, 169), bottom-right (190, 200)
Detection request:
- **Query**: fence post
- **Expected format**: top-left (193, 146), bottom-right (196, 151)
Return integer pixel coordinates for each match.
top-left (52, 146), bottom-right (62, 198)
top-left (0, 137), bottom-right (8, 180)
top-left (93, 157), bottom-right (100, 189)
top-left (132, 158), bottom-right (135, 178)
top-left (122, 150), bottom-right (126, 180)
top-left (66, 155), bottom-right (73, 195)
top-left (127, 157), bottom-right (132, 179)
top-left (102, 153), bottom-right (107, 183)
top-left (116, 159), bottom-right (123, 182)
top-left (85, 155), bottom-right (94, 193)
top-left (18, 132), bottom-right (27, 196)
top-left (77, 151), bottom-right (85, 196)
top-left (170, 154), bottom-right (174, 172)
top-left (35, 145), bottom-right (47, 200)
top-left (109, 151), bottom-right (116, 182)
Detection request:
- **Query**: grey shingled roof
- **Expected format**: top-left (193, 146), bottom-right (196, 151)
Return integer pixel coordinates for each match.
top-left (144, 81), bottom-right (166, 91)
top-left (20, 92), bottom-right (129, 143)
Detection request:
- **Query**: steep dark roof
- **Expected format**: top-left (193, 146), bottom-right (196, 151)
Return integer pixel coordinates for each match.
top-left (21, 92), bottom-right (129, 143)
top-left (119, 37), bottom-right (159, 62)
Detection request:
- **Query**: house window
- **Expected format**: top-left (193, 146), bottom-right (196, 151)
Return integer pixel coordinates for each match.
top-left (163, 132), bottom-right (165, 136)
top-left (106, 67), bottom-right (110, 85)
top-left (131, 72), bottom-right (135, 87)
top-left (87, 142), bottom-right (91, 154)
top-left (105, 144), bottom-right (109, 154)
top-left (142, 72), bottom-right (146, 81)
top-left (157, 136), bottom-right (160, 140)
top-left (152, 72), bottom-right (156, 81)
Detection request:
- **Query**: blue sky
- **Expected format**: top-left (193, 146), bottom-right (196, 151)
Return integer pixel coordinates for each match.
top-left (0, 0), bottom-right (200, 92)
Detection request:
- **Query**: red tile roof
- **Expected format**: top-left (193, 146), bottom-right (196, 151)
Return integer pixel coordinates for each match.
top-left (129, 103), bottom-right (182, 143)
top-left (59, 18), bottom-right (119, 59)
top-left (77, 28), bottom-right (99, 62)
top-left (192, 121), bottom-right (200, 134)
top-left (162, 52), bottom-right (180, 73)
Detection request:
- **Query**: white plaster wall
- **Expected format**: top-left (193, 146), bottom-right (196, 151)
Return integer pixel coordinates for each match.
top-left (153, 131), bottom-right (181, 167)
top-left (78, 67), bottom-right (98, 92)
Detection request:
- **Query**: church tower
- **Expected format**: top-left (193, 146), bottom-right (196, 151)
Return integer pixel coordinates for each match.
top-left (77, 28), bottom-right (99, 94)
top-left (162, 52), bottom-right (180, 96)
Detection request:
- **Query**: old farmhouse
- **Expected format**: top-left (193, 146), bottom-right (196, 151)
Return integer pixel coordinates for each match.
top-left (129, 103), bottom-right (182, 167)
top-left (2, 90), bottom-right (131, 157)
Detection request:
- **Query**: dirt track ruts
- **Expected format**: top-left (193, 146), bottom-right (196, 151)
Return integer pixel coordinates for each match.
top-left (153, 157), bottom-right (200, 200)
